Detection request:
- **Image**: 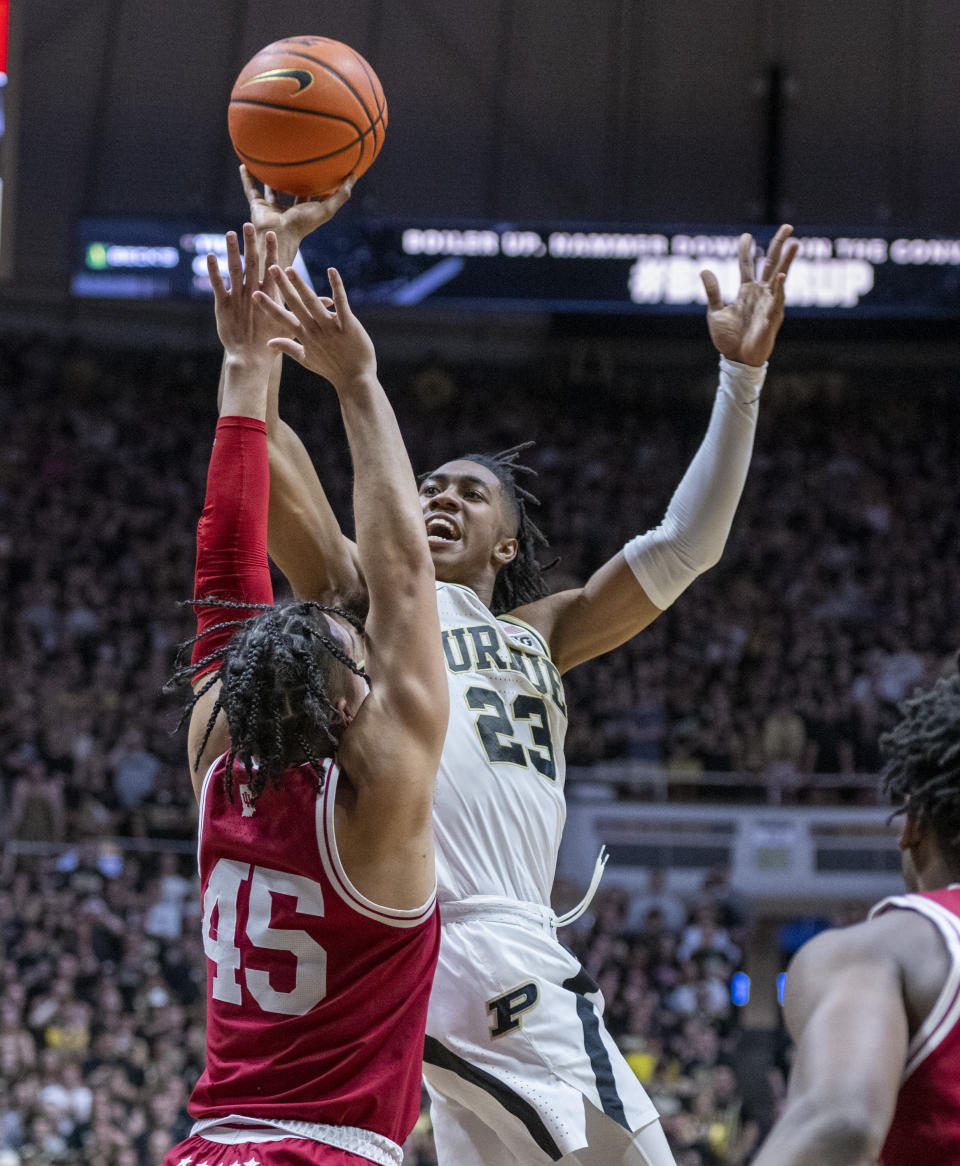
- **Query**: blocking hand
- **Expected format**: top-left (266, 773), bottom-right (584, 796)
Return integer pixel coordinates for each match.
top-left (701, 224), bottom-right (799, 367)
top-left (254, 266), bottom-right (376, 389)
top-left (207, 223), bottom-right (284, 366)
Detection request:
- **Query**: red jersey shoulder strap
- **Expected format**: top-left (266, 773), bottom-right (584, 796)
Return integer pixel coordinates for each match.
top-left (870, 891), bottom-right (960, 1078)
top-left (316, 764), bottom-right (436, 929)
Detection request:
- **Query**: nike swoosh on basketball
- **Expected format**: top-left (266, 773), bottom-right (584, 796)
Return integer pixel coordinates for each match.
top-left (243, 68), bottom-right (313, 94)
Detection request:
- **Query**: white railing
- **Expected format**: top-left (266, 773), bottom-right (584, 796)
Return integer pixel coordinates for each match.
top-left (567, 763), bottom-right (883, 806)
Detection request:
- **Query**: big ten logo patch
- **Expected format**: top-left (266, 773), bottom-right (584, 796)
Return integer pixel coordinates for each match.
top-left (487, 981), bottom-right (540, 1039)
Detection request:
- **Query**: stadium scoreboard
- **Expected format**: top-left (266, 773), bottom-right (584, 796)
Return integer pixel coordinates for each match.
top-left (73, 218), bottom-right (960, 318)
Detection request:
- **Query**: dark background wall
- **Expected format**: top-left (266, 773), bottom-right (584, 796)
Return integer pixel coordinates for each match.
top-left (8, 0), bottom-right (960, 296)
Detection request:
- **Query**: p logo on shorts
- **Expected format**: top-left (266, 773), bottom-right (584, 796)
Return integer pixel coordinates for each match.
top-left (487, 981), bottom-right (539, 1039)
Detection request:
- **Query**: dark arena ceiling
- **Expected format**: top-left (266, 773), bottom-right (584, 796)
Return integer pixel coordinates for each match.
top-left (3, 0), bottom-right (959, 339)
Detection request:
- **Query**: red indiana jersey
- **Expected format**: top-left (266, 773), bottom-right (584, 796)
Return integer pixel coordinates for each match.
top-left (870, 886), bottom-right (960, 1166)
top-left (189, 754), bottom-right (439, 1161)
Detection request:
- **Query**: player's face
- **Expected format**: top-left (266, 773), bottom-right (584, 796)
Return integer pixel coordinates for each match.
top-left (419, 460), bottom-right (518, 587)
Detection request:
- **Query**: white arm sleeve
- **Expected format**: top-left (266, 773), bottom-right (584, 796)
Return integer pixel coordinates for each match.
top-left (623, 355), bottom-right (766, 610)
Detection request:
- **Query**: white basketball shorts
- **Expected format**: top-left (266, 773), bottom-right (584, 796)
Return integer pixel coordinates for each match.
top-left (423, 900), bottom-right (671, 1166)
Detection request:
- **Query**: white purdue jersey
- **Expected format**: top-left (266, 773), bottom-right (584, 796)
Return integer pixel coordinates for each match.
top-left (433, 582), bottom-right (568, 907)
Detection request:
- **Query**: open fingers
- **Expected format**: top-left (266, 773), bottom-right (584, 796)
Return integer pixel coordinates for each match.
top-left (253, 289), bottom-right (302, 332)
top-left (774, 237), bottom-right (800, 284)
top-left (772, 270), bottom-right (788, 314)
top-left (700, 269), bottom-right (724, 313)
top-left (241, 223), bottom-right (259, 288)
top-left (270, 266), bottom-right (309, 324)
top-left (762, 223), bottom-right (791, 275)
top-left (206, 251), bottom-right (227, 301)
top-left (280, 265), bottom-right (333, 323)
top-left (326, 268), bottom-right (353, 318)
top-left (270, 265), bottom-right (329, 330)
top-left (326, 176), bottom-right (355, 213)
top-left (261, 230), bottom-right (279, 279)
top-left (224, 230), bottom-right (243, 293)
top-left (738, 233), bottom-right (755, 285)
top-left (761, 224), bottom-right (794, 283)
top-left (239, 165), bottom-right (259, 206)
top-left (267, 337), bottom-right (308, 362)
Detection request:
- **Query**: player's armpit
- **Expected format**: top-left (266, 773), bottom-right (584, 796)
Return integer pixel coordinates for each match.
top-left (339, 632), bottom-right (447, 823)
top-left (186, 677), bottom-right (229, 800)
top-left (334, 596), bottom-right (447, 904)
top-left (511, 552), bottom-right (663, 675)
top-left (332, 677), bottom-right (441, 911)
top-left (751, 925), bottom-right (910, 1166)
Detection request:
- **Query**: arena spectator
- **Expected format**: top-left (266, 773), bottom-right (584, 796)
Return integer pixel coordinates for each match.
top-left (626, 868), bottom-right (688, 933)
top-left (2, 335), bottom-right (959, 1162)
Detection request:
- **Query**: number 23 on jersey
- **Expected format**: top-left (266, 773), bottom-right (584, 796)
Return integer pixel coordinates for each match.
top-left (465, 685), bottom-right (557, 782)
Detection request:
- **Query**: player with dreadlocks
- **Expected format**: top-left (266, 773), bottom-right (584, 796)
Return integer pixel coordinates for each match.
top-left (752, 670), bottom-right (960, 1166)
top-left (163, 217), bottom-right (448, 1166)
top-left (244, 173), bottom-right (796, 1165)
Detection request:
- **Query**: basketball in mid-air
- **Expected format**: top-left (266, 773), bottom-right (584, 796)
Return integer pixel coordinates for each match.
top-left (228, 36), bottom-right (387, 197)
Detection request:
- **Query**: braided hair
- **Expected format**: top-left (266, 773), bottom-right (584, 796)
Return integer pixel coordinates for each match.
top-left (169, 598), bottom-right (367, 806)
top-left (456, 442), bottom-right (554, 614)
top-left (880, 671), bottom-right (960, 866)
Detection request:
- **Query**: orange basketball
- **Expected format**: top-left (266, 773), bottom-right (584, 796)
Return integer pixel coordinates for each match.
top-left (228, 36), bottom-right (388, 197)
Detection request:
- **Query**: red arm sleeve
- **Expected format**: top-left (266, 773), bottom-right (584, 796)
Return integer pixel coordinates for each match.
top-left (190, 415), bottom-right (273, 678)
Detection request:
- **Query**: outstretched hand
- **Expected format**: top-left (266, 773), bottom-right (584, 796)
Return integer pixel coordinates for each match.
top-left (240, 165), bottom-right (354, 267)
top-left (207, 224), bottom-right (284, 366)
top-left (701, 225), bottom-right (798, 367)
top-left (254, 266), bottom-right (376, 390)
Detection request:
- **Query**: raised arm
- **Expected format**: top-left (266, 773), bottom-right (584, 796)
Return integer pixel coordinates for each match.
top-left (185, 225), bottom-right (284, 796)
top-left (256, 267), bottom-right (447, 839)
top-left (237, 166), bottom-right (366, 607)
top-left (512, 224), bottom-right (798, 674)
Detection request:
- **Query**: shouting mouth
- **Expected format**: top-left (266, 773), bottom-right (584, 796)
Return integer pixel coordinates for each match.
top-left (425, 515), bottom-right (461, 547)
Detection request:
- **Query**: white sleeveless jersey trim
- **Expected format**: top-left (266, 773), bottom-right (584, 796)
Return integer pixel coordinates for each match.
top-left (315, 762), bottom-right (437, 928)
top-left (196, 752), bottom-right (226, 875)
top-left (869, 891), bottom-right (960, 1079)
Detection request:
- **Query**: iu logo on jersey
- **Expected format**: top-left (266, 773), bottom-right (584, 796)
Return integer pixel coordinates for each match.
top-left (238, 783), bottom-right (256, 817)
top-left (487, 981), bottom-right (540, 1038)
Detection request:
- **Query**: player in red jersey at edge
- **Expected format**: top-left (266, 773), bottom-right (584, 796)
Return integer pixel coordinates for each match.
top-left (753, 670), bottom-right (960, 1166)
top-left (163, 218), bottom-right (448, 1166)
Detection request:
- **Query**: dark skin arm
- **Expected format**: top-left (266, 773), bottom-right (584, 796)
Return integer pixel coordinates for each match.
top-left (259, 226), bottom-right (797, 674)
top-left (514, 225), bottom-right (798, 674)
top-left (751, 909), bottom-right (949, 1166)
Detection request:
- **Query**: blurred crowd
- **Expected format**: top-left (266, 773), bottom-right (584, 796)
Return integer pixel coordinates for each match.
top-left (3, 338), bottom-right (958, 850)
top-left (2, 333), bottom-right (959, 1162)
top-left (0, 849), bottom-right (203, 1164)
